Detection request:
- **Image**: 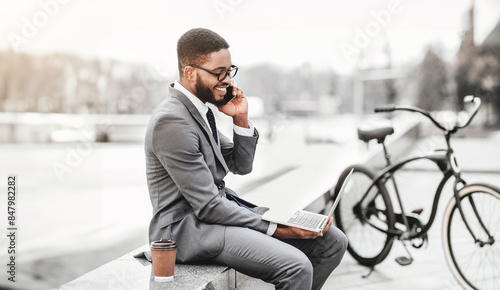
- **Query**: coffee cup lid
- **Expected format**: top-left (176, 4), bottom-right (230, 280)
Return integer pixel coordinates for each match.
top-left (150, 239), bottom-right (177, 250)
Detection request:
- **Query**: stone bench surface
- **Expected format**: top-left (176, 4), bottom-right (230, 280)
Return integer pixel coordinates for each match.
top-left (58, 244), bottom-right (231, 290)
top-left (59, 243), bottom-right (274, 290)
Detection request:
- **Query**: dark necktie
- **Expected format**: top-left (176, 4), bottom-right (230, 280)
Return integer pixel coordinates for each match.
top-left (226, 191), bottom-right (255, 212)
top-left (206, 108), bottom-right (218, 144)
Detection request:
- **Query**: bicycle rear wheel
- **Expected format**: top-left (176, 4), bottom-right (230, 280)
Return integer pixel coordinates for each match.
top-left (333, 165), bottom-right (395, 267)
top-left (443, 184), bottom-right (500, 290)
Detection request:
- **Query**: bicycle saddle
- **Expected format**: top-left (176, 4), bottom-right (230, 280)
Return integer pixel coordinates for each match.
top-left (357, 119), bottom-right (394, 143)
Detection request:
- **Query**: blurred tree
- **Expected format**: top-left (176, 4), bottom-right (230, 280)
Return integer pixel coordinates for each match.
top-left (237, 62), bottom-right (339, 116)
top-left (416, 46), bottom-right (449, 111)
top-left (0, 51), bottom-right (169, 114)
top-left (237, 63), bottom-right (284, 99)
top-left (0, 51), bottom-right (345, 117)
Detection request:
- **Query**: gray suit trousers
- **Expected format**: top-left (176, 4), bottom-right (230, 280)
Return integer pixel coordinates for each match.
top-left (210, 226), bottom-right (348, 290)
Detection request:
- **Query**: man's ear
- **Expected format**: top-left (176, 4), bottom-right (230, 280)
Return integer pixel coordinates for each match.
top-left (184, 66), bottom-right (195, 81)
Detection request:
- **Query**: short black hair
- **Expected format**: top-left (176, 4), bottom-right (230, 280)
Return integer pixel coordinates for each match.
top-left (177, 28), bottom-right (229, 76)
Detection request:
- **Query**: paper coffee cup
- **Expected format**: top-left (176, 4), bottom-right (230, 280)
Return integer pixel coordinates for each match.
top-left (150, 239), bottom-right (177, 282)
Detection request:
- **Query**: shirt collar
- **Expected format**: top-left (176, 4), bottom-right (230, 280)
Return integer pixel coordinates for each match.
top-left (174, 81), bottom-right (209, 116)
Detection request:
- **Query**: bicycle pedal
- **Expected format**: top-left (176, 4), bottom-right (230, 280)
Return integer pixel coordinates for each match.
top-left (395, 256), bottom-right (413, 266)
top-left (411, 208), bottom-right (423, 215)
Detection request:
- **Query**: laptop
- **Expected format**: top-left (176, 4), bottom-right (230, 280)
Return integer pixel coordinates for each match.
top-left (262, 169), bottom-right (353, 233)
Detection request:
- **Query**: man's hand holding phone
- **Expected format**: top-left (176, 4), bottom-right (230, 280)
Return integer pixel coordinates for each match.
top-left (219, 82), bottom-right (249, 128)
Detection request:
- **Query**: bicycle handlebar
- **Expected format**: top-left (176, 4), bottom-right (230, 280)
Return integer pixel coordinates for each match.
top-left (374, 105), bottom-right (396, 113)
top-left (458, 95), bottom-right (481, 129)
top-left (374, 95), bottom-right (481, 132)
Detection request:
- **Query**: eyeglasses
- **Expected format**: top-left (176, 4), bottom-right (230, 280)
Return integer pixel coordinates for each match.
top-left (187, 64), bottom-right (238, 81)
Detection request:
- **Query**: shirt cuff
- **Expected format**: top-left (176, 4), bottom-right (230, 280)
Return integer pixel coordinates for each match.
top-left (266, 222), bottom-right (278, 236)
top-left (233, 120), bottom-right (254, 137)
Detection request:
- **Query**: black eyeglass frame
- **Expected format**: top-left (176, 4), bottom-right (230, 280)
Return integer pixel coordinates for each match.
top-left (186, 64), bottom-right (238, 81)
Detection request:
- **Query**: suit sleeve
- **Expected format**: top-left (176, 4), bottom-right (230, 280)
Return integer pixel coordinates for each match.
top-left (152, 114), bottom-right (269, 233)
top-left (220, 128), bottom-right (259, 175)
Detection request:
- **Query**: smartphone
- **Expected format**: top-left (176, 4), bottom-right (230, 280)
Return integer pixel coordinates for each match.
top-left (221, 86), bottom-right (235, 105)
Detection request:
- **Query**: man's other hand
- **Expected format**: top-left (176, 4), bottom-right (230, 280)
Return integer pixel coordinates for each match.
top-left (273, 217), bottom-right (332, 239)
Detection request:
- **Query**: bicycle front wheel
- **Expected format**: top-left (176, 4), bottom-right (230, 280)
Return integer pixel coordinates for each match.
top-left (333, 165), bottom-right (395, 267)
top-left (443, 184), bottom-right (500, 290)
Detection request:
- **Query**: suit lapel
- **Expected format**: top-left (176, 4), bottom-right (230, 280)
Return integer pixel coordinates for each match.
top-left (169, 85), bottom-right (229, 173)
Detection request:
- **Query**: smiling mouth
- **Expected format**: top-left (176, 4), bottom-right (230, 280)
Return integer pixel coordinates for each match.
top-left (214, 86), bottom-right (228, 97)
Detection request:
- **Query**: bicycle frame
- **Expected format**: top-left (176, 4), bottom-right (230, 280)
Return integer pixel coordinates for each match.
top-left (355, 147), bottom-right (455, 240)
top-left (355, 96), bottom-right (492, 243)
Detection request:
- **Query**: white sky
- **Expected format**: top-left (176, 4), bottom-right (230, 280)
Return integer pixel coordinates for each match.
top-left (0, 0), bottom-right (499, 74)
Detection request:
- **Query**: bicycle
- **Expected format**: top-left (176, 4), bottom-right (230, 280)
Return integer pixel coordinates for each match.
top-left (332, 95), bottom-right (500, 290)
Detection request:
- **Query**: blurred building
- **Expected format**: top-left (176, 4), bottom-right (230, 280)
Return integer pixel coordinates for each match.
top-left (455, 0), bottom-right (500, 126)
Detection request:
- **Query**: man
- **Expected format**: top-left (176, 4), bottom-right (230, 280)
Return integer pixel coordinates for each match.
top-left (145, 28), bottom-right (347, 290)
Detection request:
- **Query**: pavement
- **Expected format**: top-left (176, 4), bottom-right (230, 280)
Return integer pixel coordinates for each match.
top-left (0, 116), bottom-right (499, 289)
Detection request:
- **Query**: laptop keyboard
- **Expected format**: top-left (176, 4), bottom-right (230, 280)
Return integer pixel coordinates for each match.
top-left (288, 211), bottom-right (324, 229)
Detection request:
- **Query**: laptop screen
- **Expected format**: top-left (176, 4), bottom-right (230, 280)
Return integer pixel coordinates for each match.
top-left (327, 169), bottom-right (353, 218)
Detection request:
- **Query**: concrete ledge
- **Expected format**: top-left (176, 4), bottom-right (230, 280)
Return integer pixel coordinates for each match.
top-left (59, 243), bottom-right (274, 290)
top-left (59, 244), bottom-right (229, 290)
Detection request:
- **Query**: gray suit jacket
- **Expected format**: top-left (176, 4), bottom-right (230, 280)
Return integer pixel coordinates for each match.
top-left (145, 84), bottom-right (270, 262)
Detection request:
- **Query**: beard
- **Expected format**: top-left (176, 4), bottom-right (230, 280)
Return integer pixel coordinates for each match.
top-left (194, 75), bottom-right (226, 107)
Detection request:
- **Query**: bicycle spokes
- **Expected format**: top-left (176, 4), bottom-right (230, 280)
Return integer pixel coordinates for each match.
top-left (335, 166), bottom-right (396, 267)
top-left (444, 185), bottom-right (500, 290)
